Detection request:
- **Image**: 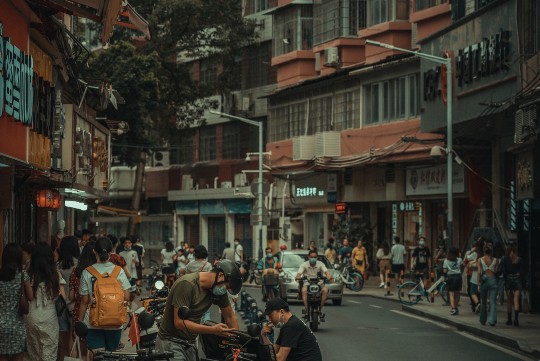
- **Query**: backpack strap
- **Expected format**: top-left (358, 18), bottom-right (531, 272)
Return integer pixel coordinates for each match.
top-left (86, 265), bottom-right (101, 279)
top-left (110, 265), bottom-right (121, 278)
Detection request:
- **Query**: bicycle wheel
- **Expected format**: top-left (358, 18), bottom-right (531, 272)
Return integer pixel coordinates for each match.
top-left (439, 282), bottom-right (450, 305)
top-left (398, 281), bottom-right (422, 305)
top-left (349, 272), bottom-right (364, 292)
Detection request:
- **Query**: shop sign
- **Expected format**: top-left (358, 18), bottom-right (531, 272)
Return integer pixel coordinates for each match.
top-left (295, 186), bottom-right (325, 197)
top-left (398, 202), bottom-right (418, 212)
top-left (406, 164), bottom-right (465, 196)
top-left (92, 137), bottom-right (108, 173)
top-left (335, 202), bottom-right (346, 214)
top-left (0, 23), bottom-right (34, 125)
top-left (75, 127), bottom-right (92, 171)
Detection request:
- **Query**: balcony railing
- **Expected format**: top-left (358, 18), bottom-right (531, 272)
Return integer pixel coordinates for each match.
top-left (414, 0), bottom-right (448, 11)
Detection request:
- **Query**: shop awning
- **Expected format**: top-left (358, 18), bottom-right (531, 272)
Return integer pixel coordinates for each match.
top-left (33, 0), bottom-right (150, 44)
top-left (97, 205), bottom-right (145, 216)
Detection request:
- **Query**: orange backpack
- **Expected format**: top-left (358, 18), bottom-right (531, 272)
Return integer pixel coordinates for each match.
top-left (87, 265), bottom-right (127, 327)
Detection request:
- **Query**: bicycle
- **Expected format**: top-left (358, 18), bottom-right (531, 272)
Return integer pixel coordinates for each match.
top-left (398, 271), bottom-right (450, 306)
top-left (337, 258), bottom-right (364, 292)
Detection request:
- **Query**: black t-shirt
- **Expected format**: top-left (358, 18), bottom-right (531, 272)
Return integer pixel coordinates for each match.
top-left (413, 247), bottom-right (431, 269)
top-left (276, 315), bottom-right (322, 361)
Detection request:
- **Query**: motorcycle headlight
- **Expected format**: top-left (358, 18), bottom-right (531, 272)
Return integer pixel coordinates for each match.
top-left (309, 284), bottom-right (321, 293)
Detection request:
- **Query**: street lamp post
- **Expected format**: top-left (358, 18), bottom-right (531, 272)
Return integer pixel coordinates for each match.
top-left (365, 40), bottom-right (453, 250)
top-left (209, 110), bottom-right (265, 259)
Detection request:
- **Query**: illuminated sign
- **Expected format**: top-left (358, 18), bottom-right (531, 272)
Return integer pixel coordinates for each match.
top-left (335, 202), bottom-right (346, 214)
top-left (0, 23), bottom-right (34, 125)
top-left (295, 186), bottom-right (325, 198)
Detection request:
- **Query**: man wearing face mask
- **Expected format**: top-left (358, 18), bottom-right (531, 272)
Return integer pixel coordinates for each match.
top-left (295, 250), bottom-right (334, 319)
top-left (261, 298), bottom-right (322, 361)
top-left (156, 259), bottom-right (242, 361)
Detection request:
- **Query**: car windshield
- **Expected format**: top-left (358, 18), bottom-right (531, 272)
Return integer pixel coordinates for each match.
top-left (281, 253), bottom-right (331, 269)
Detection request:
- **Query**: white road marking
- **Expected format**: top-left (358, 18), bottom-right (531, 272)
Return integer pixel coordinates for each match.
top-left (458, 331), bottom-right (534, 361)
top-left (369, 304), bottom-right (382, 309)
top-left (389, 309), bottom-right (452, 330)
top-left (348, 300), bottom-right (362, 304)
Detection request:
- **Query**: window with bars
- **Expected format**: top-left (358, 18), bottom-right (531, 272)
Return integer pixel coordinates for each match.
top-left (364, 74), bottom-right (419, 124)
top-left (170, 137), bottom-right (194, 165)
top-left (199, 59), bottom-right (217, 87)
top-left (308, 96), bottom-right (333, 134)
top-left (199, 127), bottom-right (216, 161)
top-left (268, 102), bottom-right (308, 142)
top-left (520, 0), bottom-right (540, 59)
top-left (242, 42), bottom-right (277, 89)
top-left (273, 5), bottom-right (314, 56)
top-left (314, 0), bottom-right (367, 44)
top-left (244, 0), bottom-right (278, 15)
top-left (223, 124), bottom-right (242, 159)
top-left (334, 90), bottom-right (359, 130)
top-left (367, 0), bottom-right (409, 27)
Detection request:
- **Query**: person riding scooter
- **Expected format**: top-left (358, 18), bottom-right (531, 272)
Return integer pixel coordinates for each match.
top-left (257, 249), bottom-right (280, 301)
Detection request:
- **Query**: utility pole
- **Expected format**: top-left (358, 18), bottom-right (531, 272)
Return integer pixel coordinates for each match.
top-left (127, 150), bottom-right (147, 236)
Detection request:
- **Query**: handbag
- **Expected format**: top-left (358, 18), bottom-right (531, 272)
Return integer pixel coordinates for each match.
top-left (55, 294), bottom-right (67, 317)
top-left (64, 335), bottom-right (83, 361)
top-left (18, 272), bottom-right (29, 316)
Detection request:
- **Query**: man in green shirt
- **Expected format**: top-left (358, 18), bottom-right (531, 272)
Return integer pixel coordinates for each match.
top-left (156, 259), bottom-right (243, 361)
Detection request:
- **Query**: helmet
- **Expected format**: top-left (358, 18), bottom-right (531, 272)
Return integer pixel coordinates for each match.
top-left (214, 259), bottom-right (242, 295)
top-left (138, 311), bottom-right (155, 331)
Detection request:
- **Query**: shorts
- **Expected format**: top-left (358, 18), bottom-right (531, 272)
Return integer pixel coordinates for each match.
top-left (505, 275), bottom-right (522, 291)
top-left (86, 329), bottom-right (122, 351)
top-left (470, 283), bottom-right (479, 295)
top-left (391, 264), bottom-right (405, 275)
top-left (58, 310), bottom-right (71, 332)
top-left (446, 274), bottom-right (462, 292)
top-left (379, 259), bottom-right (391, 273)
top-left (414, 267), bottom-right (430, 279)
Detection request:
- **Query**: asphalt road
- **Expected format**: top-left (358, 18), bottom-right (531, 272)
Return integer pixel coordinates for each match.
top-left (236, 286), bottom-right (533, 361)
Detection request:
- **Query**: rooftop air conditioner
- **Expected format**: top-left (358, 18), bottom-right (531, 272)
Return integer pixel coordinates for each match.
top-left (221, 181), bottom-right (233, 188)
top-left (182, 175), bottom-right (193, 190)
top-left (324, 47), bottom-right (339, 66)
top-left (293, 135), bottom-right (316, 160)
top-left (152, 151), bottom-right (170, 167)
top-left (234, 173), bottom-right (247, 187)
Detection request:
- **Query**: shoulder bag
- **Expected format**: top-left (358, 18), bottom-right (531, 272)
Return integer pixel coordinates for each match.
top-left (55, 294), bottom-right (67, 316)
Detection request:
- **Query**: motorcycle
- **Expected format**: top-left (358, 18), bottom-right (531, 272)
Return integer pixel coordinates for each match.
top-left (247, 258), bottom-right (260, 285)
top-left (142, 280), bottom-right (168, 321)
top-left (336, 258), bottom-right (364, 292)
top-left (146, 266), bottom-right (163, 291)
top-left (177, 307), bottom-right (277, 361)
top-left (300, 274), bottom-right (327, 332)
top-left (261, 269), bottom-right (279, 301)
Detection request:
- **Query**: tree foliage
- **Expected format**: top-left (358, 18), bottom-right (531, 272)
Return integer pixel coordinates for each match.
top-left (85, 0), bottom-right (256, 165)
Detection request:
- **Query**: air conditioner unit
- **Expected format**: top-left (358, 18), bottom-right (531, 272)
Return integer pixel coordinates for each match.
top-left (514, 105), bottom-right (538, 143)
top-left (324, 47), bottom-right (339, 66)
top-left (234, 173), bottom-right (247, 187)
top-left (315, 131), bottom-right (341, 157)
top-left (293, 135), bottom-right (316, 160)
top-left (152, 151), bottom-right (170, 167)
top-left (221, 181), bottom-right (233, 188)
top-left (182, 175), bottom-right (193, 190)
top-left (242, 96), bottom-right (251, 111)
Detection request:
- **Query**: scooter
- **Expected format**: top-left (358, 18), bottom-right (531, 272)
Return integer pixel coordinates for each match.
top-left (261, 269), bottom-right (279, 301)
top-left (301, 274), bottom-right (327, 332)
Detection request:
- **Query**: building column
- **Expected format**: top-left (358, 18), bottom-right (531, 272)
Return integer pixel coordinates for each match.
top-left (200, 215), bottom-right (209, 248)
top-left (226, 213), bottom-right (235, 244)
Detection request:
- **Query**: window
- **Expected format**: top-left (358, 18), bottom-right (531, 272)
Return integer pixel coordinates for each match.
top-left (269, 102), bottom-right (308, 142)
top-left (199, 127), bottom-right (216, 161)
top-left (314, 0), bottom-right (367, 44)
top-left (308, 96), bottom-right (332, 134)
top-left (273, 5), bottom-right (314, 56)
top-left (222, 124), bottom-right (242, 159)
top-left (367, 0), bottom-right (410, 27)
top-left (244, 0), bottom-right (277, 15)
top-left (170, 136), bottom-right (193, 165)
top-left (243, 42), bottom-right (276, 89)
top-left (364, 74), bottom-right (419, 124)
top-left (199, 59), bottom-right (217, 87)
top-left (334, 90), bottom-right (358, 130)
top-left (415, 0), bottom-right (447, 11)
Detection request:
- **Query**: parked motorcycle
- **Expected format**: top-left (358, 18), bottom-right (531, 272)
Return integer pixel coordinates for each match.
top-left (300, 274), bottom-right (327, 332)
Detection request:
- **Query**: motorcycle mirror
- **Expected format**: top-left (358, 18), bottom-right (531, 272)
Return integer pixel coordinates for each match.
top-left (138, 311), bottom-right (155, 331)
top-left (247, 323), bottom-right (261, 337)
top-left (135, 306), bottom-right (146, 315)
top-left (178, 306), bottom-right (191, 320)
top-left (154, 280), bottom-right (165, 290)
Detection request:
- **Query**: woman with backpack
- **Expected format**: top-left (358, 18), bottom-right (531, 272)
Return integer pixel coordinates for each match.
top-left (78, 237), bottom-right (131, 358)
top-left (25, 242), bottom-right (66, 361)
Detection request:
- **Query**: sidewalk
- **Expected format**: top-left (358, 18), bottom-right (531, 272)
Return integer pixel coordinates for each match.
top-left (343, 275), bottom-right (540, 358)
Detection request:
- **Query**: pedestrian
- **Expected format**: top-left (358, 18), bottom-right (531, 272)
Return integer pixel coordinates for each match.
top-left (390, 236), bottom-right (406, 285)
top-left (25, 242), bottom-right (66, 361)
top-left (131, 235), bottom-right (145, 289)
top-left (119, 238), bottom-right (139, 295)
top-left (107, 235), bottom-right (132, 279)
top-left (221, 242), bottom-right (235, 262)
top-left (21, 242), bottom-right (35, 272)
top-left (78, 237), bottom-right (131, 358)
top-left (337, 238), bottom-right (352, 264)
top-left (443, 246), bottom-right (464, 316)
top-left (233, 238), bottom-right (243, 263)
top-left (376, 241), bottom-right (392, 288)
top-left (69, 241), bottom-right (96, 357)
top-left (503, 243), bottom-right (524, 326)
top-left (478, 242), bottom-right (499, 326)
top-left (324, 243), bottom-right (337, 265)
top-left (308, 240), bottom-right (317, 253)
top-left (161, 241), bottom-right (177, 266)
top-left (187, 244), bottom-right (196, 263)
top-left (0, 243), bottom-right (33, 361)
top-left (412, 237), bottom-right (431, 286)
top-left (493, 242), bottom-right (506, 306)
top-left (175, 248), bottom-right (188, 275)
top-left (57, 236), bottom-right (80, 360)
top-left (260, 298), bottom-right (323, 361)
top-left (465, 238), bottom-right (483, 313)
top-left (351, 238), bottom-right (368, 277)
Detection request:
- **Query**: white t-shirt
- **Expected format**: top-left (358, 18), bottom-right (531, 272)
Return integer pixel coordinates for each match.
top-left (79, 262), bottom-right (131, 329)
top-left (298, 260), bottom-right (328, 278)
top-left (161, 249), bottom-right (176, 265)
top-left (234, 243), bottom-right (243, 262)
top-left (391, 244), bottom-right (406, 265)
top-left (466, 250), bottom-right (479, 285)
top-left (443, 258), bottom-right (463, 275)
top-left (119, 249), bottom-right (138, 280)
